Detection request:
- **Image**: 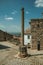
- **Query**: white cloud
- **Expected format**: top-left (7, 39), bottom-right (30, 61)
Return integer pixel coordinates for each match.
top-left (11, 10), bottom-right (17, 14)
top-left (35, 0), bottom-right (43, 7)
top-left (5, 17), bottom-right (13, 20)
top-left (26, 11), bottom-right (29, 14)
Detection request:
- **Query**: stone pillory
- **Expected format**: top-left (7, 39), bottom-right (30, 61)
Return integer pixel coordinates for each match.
top-left (19, 8), bottom-right (27, 58)
top-left (30, 19), bottom-right (43, 50)
top-left (21, 8), bottom-right (24, 46)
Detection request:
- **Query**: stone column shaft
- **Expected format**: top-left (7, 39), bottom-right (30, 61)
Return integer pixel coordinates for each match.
top-left (21, 8), bottom-right (24, 46)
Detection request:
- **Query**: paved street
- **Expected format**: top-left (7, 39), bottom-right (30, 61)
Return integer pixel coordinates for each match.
top-left (0, 41), bottom-right (43, 65)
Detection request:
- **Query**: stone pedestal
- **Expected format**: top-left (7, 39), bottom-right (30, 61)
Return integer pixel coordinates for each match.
top-left (19, 46), bottom-right (27, 58)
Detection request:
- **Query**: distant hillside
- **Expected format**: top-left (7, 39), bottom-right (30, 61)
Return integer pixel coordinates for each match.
top-left (9, 32), bottom-right (21, 37)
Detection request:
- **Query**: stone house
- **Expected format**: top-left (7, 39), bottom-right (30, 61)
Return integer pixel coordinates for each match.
top-left (0, 30), bottom-right (13, 41)
top-left (30, 19), bottom-right (43, 50)
top-left (24, 28), bottom-right (31, 46)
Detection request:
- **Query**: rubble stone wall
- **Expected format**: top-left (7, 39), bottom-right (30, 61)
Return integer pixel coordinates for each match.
top-left (30, 19), bottom-right (43, 50)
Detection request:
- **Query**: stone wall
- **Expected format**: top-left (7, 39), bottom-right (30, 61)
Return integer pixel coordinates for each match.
top-left (0, 30), bottom-right (13, 41)
top-left (0, 30), bottom-right (5, 41)
top-left (30, 19), bottom-right (43, 50)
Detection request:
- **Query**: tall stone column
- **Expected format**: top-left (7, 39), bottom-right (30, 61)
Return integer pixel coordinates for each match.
top-left (21, 8), bottom-right (24, 46)
top-left (19, 8), bottom-right (27, 58)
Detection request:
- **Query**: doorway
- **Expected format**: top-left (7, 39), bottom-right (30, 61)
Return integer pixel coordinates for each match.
top-left (37, 41), bottom-right (40, 50)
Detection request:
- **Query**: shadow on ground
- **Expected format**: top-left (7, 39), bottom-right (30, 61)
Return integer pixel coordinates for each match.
top-left (27, 54), bottom-right (43, 57)
top-left (0, 44), bottom-right (10, 50)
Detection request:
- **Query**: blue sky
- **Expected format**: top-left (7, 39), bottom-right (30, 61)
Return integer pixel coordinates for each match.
top-left (0, 0), bottom-right (43, 33)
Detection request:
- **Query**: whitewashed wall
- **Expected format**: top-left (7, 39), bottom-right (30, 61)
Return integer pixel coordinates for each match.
top-left (24, 34), bottom-right (31, 45)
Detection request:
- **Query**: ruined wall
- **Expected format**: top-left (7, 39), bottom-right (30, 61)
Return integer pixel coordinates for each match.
top-left (30, 19), bottom-right (43, 50)
top-left (0, 30), bottom-right (5, 41)
top-left (0, 30), bottom-right (13, 41)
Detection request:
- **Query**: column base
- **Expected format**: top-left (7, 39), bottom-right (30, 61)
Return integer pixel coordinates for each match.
top-left (19, 45), bottom-right (27, 58)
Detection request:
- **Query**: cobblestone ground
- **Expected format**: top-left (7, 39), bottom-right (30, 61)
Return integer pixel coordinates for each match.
top-left (0, 49), bottom-right (43, 65)
top-left (0, 42), bottom-right (43, 65)
top-left (0, 50), bottom-right (36, 65)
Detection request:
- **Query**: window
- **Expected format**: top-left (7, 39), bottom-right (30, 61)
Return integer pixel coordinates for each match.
top-left (28, 35), bottom-right (30, 39)
top-left (37, 24), bottom-right (40, 28)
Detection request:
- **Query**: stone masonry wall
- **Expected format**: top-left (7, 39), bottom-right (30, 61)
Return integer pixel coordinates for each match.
top-left (30, 19), bottom-right (43, 50)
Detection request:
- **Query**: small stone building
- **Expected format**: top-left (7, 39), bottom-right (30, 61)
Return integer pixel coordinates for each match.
top-left (24, 28), bottom-right (31, 45)
top-left (30, 19), bottom-right (43, 50)
top-left (0, 30), bottom-right (13, 41)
